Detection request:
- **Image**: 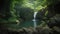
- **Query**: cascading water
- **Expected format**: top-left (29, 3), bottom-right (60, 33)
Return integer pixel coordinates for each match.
top-left (32, 11), bottom-right (38, 29)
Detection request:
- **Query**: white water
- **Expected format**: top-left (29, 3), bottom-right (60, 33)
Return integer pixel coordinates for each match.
top-left (32, 12), bottom-right (38, 29)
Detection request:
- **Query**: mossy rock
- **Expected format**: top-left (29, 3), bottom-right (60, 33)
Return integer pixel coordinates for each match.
top-left (19, 7), bottom-right (34, 21)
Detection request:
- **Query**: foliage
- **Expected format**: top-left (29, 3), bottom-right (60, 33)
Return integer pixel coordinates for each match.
top-left (1, 0), bottom-right (60, 29)
top-left (9, 0), bottom-right (51, 23)
top-left (22, 0), bottom-right (47, 11)
top-left (8, 0), bottom-right (24, 23)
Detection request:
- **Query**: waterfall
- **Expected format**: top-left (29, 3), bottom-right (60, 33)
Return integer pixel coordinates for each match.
top-left (32, 11), bottom-right (38, 29)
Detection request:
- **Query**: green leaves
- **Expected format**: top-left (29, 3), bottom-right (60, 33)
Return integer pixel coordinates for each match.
top-left (9, 0), bottom-right (57, 23)
top-left (22, 0), bottom-right (47, 11)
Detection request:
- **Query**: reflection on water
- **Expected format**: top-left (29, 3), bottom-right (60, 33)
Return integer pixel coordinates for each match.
top-left (32, 11), bottom-right (38, 29)
top-left (7, 20), bottom-right (42, 29)
top-left (6, 11), bottom-right (42, 29)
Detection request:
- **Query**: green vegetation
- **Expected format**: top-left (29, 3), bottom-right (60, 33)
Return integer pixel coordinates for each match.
top-left (0, 0), bottom-right (60, 31)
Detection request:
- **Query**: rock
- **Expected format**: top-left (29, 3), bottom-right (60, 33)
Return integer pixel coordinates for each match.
top-left (15, 7), bottom-right (34, 21)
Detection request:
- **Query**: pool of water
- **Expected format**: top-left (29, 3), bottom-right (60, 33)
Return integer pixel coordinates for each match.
top-left (6, 20), bottom-right (42, 29)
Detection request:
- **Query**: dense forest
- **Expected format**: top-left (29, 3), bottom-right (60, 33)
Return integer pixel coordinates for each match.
top-left (0, 0), bottom-right (60, 34)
